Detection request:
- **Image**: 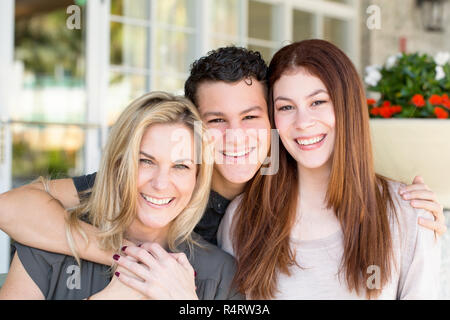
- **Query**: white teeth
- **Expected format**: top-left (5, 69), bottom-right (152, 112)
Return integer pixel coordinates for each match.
top-left (223, 149), bottom-right (252, 157)
top-left (141, 194), bottom-right (173, 205)
top-left (296, 135), bottom-right (325, 146)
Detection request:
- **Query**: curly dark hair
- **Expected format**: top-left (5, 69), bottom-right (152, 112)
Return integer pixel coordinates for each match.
top-left (184, 46), bottom-right (268, 107)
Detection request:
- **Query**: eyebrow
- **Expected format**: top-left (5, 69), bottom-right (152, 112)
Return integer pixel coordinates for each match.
top-left (202, 106), bottom-right (263, 118)
top-left (139, 151), bottom-right (193, 164)
top-left (274, 89), bottom-right (328, 103)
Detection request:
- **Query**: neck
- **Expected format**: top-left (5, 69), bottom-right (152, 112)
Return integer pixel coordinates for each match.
top-left (297, 162), bottom-right (331, 207)
top-left (125, 221), bottom-right (170, 249)
top-left (211, 169), bottom-right (246, 200)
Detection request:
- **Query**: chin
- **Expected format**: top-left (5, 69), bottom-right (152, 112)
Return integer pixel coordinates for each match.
top-left (218, 164), bottom-right (261, 184)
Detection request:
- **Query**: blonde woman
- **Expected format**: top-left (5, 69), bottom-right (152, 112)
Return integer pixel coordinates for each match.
top-left (0, 92), bottom-right (242, 300)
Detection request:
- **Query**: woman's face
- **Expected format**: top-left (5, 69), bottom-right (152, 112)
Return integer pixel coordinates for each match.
top-left (273, 68), bottom-right (336, 171)
top-left (135, 123), bottom-right (197, 230)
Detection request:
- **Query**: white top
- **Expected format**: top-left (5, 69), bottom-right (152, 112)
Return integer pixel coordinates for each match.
top-left (217, 180), bottom-right (441, 299)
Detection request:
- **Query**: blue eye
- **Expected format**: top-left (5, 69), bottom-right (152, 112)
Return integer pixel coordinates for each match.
top-left (140, 159), bottom-right (153, 165)
top-left (174, 164), bottom-right (189, 170)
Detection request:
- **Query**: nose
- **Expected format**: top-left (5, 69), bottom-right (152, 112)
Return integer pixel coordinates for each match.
top-left (224, 120), bottom-right (247, 148)
top-left (150, 167), bottom-right (170, 190)
top-left (295, 107), bottom-right (316, 130)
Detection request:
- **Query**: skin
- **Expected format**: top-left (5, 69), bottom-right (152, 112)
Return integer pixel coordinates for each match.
top-left (197, 79), bottom-right (271, 200)
top-left (0, 75), bottom-right (446, 299)
top-left (274, 69), bottom-right (340, 240)
top-left (0, 124), bottom-right (198, 299)
top-left (273, 68), bottom-right (446, 242)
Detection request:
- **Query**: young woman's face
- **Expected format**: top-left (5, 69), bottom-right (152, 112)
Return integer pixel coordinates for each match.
top-left (273, 68), bottom-right (336, 171)
top-left (136, 123), bottom-right (197, 230)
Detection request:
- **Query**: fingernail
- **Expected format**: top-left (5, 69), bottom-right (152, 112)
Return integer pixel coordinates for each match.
top-left (115, 271), bottom-right (120, 277)
top-left (121, 246), bottom-right (128, 252)
top-left (194, 271), bottom-right (197, 277)
top-left (113, 254), bottom-right (120, 261)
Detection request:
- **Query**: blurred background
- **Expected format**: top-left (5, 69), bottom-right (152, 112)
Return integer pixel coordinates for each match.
top-left (0, 0), bottom-right (449, 298)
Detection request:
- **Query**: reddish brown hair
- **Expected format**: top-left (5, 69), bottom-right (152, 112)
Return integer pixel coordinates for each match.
top-left (232, 39), bottom-right (397, 299)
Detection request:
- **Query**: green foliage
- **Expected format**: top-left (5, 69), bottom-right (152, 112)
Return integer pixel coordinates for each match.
top-left (366, 52), bottom-right (450, 118)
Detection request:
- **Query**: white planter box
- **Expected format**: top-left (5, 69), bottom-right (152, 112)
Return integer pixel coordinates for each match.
top-left (370, 119), bottom-right (450, 209)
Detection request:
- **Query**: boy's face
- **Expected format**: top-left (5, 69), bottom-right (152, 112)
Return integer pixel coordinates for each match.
top-left (196, 79), bottom-right (271, 187)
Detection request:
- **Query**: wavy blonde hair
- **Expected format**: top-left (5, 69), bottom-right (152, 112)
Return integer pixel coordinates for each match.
top-left (66, 91), bottom-right (213, 264)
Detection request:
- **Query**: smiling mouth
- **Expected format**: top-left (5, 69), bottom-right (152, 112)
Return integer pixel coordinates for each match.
top-left (221, 147), bottom-right (256, 158)
top-left (140, 193), bottom-right (174, 206)
top-left (295, 134), bottom-right (326, 146)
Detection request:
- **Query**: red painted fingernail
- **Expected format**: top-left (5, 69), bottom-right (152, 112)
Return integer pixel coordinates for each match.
top-left (115, 271), bottom-right (120, 277)
top-left (194, 271), bottom-right (197, 277)
top-left (121, 246), bottom-right (128, 252)
top-left (113, 254), bottom-right (120, 261)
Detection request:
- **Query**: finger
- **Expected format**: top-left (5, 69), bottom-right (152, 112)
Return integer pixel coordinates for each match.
top-left (119, 245), bottom-right (139, 263)
top-left (114, 255), bottom-right (151, 281)
top-left (114, 271), bottom-right (148, 296)
top-left (410, 200), bottom-right (442, 218)
top-left (418, 217), bottom-right (447, 236)
top-left (412, 175), bottom-right (425, 185)
top-left (399, 183), bottom-right (431, 195)
top-left (401, 190), bottom-right (438, 202)
top-left (145, 242), bottom-right (173, 262)
top-left (121, 246), bottom-right (159, 270)
top-left (171, 252), bottom-right (194, 274)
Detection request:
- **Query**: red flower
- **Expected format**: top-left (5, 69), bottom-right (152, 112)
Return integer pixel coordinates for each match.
top-left (367, 98), bottom-right (376, 105)
top-left (370, 107), bottom-right (380, 116)
top-left (411, 94), bottom-right (426, 107)
top-left (434, 107), bottom-right (449, 119)
top-left (442, 94), bottom-right (450, 109)
top-left (382, 101), bottom-right (391, 108)
top-left (391, 105), bottom-right (403, 114)
top-left (429, 94), bottom-right (443, 106)
top-left (380, 106), bottom-right (393, 118)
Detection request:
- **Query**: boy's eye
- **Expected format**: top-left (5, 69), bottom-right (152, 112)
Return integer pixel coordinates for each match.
top-left (243, 115), bottom-right (257, 120)
top-left (208, 118), bottom-right (225, 123)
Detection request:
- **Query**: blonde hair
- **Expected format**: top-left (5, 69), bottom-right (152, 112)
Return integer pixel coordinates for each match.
top-left (66, 91), bottom-right (213, 264)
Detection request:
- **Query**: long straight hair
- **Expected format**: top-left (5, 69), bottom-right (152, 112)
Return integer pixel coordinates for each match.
top-left (65, 92), bottom-right (214, 265)
top-left (233, 39), bottom-right (397, 299)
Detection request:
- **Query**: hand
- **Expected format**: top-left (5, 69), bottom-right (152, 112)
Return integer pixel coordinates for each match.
top-left (113, 243), bottom-right (198, 300)
top-left (399, 175), bottom-right (447, 236)
top-left (89, 264), bottom-right (147, 300)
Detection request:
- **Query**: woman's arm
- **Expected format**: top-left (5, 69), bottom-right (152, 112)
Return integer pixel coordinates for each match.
top-left (0, 182), bottom-right (113, 265)
top-left (0, 252), bottom-right (44, 300)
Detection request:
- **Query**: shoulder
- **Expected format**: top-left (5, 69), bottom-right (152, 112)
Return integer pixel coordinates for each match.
top-left (13, 241), bottom-right (67, 268)
top-left (217, 194), bottom-right (244, 255)
top-left (384, 179), bottom-right (439, 264)
top-left (190, 234), bottom-right (237, 274)
top-left (11, 242), bottom-right (69, 298)
top-left (189, 234), bottom-right (243, 300)
top-left (385, 179), bottom-right (434, 231)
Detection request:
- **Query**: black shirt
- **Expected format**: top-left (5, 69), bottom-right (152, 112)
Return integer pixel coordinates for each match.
top-left (72, 173), bottom-right (231, 245)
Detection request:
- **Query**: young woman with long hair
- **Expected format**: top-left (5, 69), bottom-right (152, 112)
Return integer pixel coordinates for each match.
top-left (0, 91), bottom-right (242, 300)
top-left (218, 39), bottom-right (441, 299)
